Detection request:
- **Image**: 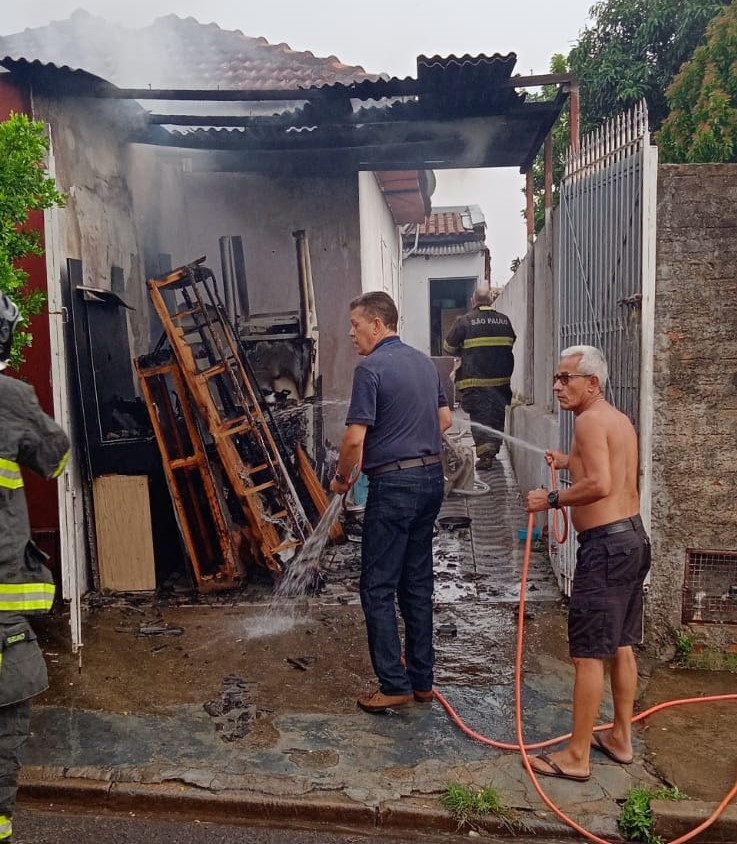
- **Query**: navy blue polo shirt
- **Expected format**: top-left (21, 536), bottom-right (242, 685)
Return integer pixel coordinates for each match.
top-left (345, 335), bottom-right (448, 471)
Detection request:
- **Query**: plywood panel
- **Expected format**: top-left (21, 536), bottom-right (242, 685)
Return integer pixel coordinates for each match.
top-left (93, 475), bottom-right (156, 592)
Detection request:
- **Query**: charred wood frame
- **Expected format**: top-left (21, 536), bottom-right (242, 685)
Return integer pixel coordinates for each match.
top-left (136, 259), bottom-right (344, 589)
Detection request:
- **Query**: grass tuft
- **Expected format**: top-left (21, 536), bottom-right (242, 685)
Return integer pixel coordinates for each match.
top-left (618, 784), bottom-right (688, 844)
top-left (673, 628), bottom-right (737, 672)
top-left (440, 782), bottom-right (529, 833)
top-left (674, 628), bottom-right (697, 664)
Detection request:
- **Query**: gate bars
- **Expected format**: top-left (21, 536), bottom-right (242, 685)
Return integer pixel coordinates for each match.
top-left (552, 101), bottom-right (658, 595)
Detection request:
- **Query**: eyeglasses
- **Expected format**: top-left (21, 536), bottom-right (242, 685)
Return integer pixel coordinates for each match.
top-left (553, 372), bottom-right (591, 386)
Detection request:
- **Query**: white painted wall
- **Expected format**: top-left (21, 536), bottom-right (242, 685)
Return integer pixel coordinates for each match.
top-left (495, 219), bottom-right (556, 409)
top-left (358, 172), bottom-right (401, 305)
top-left (402, 251), bottom-right (484, 355)
top-left (495, 262), bottom-right (527, 402)
top-left (497, 214), bottom-right (561, 520)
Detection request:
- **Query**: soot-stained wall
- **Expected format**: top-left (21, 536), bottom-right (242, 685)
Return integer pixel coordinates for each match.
top-left (38, 96), bottom-right (149, 352)
top-left (129, 152), bottom-right (363, 447)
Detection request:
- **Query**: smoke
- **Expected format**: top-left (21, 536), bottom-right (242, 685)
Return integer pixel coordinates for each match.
top-left (0, 11), bottom-right (352, 119)
top-left (0, 10), bottom-right (531, 280)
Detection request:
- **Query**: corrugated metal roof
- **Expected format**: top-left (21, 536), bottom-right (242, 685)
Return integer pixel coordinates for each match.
top-left (0, 15), bottom-right (521, 119)
top-left (415, 53), bottom-right (519, 117)
top-left (408, 241), bottom-right (488, 257)
top-left (0, 10), bottom-right (380, 91)
top-left (0, 16), bottom-right (568, 175)
top-left (0, 58), bottom-right (114, 91)
top-left (39, 91), bottom-right (562, 174)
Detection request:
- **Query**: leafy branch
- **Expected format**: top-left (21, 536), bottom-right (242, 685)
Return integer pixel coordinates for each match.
top-left (0, 112), bottom-right (66, 367)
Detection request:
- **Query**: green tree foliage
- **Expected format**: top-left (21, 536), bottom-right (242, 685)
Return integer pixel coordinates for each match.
top-left (518, 0), bottom-right (729, 244)
top-left (657, 0), bottom-right (737, 161)
top-left (0, 112), bottom-right (65, 366)
top-left (568, 0), bottom-right (730, 132)
top-left (524, 54), bottom-right (571, 235)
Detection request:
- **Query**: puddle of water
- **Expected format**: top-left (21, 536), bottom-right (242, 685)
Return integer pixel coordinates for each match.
top-left (433, 604), bottom-right (517, 686)
top-left (243, 495), bottom-right (344, 638)
top-left (434, 582), bottom-right (476, 603)
top-left (242, 612), bottom-right (302, 640)
top-left (433, 526), bottom-right (477, 604)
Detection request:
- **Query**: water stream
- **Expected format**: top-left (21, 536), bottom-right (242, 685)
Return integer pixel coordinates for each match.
top-left (275, 494), bottom-right (344, 598)
top-left (244, 494), bottom-right (345, 638)
top-left (470, 422), bottom-right (549, 456)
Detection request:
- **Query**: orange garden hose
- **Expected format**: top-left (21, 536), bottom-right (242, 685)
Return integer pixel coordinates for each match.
top-left (432, 462), bottom-right (737, 843)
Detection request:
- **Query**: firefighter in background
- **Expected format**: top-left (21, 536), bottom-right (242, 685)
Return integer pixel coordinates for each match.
top-left (443, 287), bottom-right (516, 471)
top-left (0, 294), bottom-right (69, 843)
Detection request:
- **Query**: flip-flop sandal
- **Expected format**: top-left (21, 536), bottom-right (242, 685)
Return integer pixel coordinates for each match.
top-left (530, 753), bottom-right (590, 782)
top-left (591, 732), bottom-right (634, 765)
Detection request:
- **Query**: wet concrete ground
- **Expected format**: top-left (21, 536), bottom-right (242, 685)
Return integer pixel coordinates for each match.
top-left (22, 420), bottom-right (737, 837)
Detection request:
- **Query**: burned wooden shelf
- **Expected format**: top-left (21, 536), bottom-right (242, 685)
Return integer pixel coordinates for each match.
top-left (135, 357), bottom-right (241, 592)
top-left (141, 260), bottom-right (312, 581)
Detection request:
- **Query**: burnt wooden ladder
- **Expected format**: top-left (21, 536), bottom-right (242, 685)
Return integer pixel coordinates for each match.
top-left (135, 356), bottom-right (242, 591)
top-left (147, 260), bottom-right (309, 574)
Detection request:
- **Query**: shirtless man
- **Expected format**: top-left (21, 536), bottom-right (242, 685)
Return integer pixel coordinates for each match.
top-left (525, 345), bottom-right (651, 782)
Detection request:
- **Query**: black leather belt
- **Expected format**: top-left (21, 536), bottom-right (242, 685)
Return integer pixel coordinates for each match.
top-left (578, 515), bottom-right (643, 543)
top-left (367, 454), bottom-right (442, 477)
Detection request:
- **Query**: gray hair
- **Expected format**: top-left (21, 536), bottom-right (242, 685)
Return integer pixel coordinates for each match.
top-left (472, 287), bottom-right (493, 306)
top-left (560, 345), bottom-right (608, 388)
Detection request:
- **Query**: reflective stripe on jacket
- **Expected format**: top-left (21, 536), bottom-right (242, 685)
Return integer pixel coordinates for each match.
top-left (443, 306), bottom-right (516, 391)
top-left (0, 459), bottom-right (22, 491)
top-left (0, 581), bottom-right (55, 613)
top-left (0, 375), bottom-right (69, 618)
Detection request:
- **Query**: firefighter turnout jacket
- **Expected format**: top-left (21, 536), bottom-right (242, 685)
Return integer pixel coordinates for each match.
top-left (443, 305), bottom-right (516, 391)
top-left (0, 374), bottom-right (69, 705)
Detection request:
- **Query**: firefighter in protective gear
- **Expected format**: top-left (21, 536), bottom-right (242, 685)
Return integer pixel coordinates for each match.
top-left (443, 287), bottom-right (516, 471)
top-left (0, 294), bottom-right (69, 842)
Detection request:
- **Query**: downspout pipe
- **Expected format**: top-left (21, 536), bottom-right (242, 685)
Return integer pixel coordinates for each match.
top-left (403, 224), bottom-right (421, 259)
top-left (293, 230), bottom-right (319, 395)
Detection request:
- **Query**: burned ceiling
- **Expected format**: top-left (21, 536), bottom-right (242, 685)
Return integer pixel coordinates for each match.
top-left (1, 51), bottom-right (570, 176)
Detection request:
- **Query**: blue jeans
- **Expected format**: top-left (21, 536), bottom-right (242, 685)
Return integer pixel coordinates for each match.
top-left (360, 463), bottom-right (444, 696)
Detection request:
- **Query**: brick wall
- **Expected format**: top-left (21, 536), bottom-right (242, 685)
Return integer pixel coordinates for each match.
top-left (647, 165), bottom-right (737, 655)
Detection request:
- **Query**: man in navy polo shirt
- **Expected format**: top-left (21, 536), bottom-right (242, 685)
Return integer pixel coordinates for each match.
top-left (331, 291), bottom-right (452, 713)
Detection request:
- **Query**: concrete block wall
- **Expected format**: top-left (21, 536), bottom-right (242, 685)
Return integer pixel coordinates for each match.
top-left (646, 164), bottom-right (737, 656)
top-left (494, 166), bottom-right (737, 655)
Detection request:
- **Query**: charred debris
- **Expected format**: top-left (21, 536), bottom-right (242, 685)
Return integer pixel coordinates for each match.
top-left (135, 231), bottom-right (342, 595)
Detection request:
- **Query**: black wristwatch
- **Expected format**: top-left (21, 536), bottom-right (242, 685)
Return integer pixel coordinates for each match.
top-left (334, 472), bottom-right (347, 485)
top-left (547, 490), bottom-right (560, 509)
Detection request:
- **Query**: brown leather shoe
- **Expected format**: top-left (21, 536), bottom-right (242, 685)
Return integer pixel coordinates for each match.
top-left (413, 689), bottom-right (434, 703)
top-left (357, 689), bottom-right (414, 713)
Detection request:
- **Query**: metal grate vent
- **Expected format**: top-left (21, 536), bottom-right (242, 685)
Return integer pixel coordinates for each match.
top-left (683, 549), bottom-right (737, 624)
